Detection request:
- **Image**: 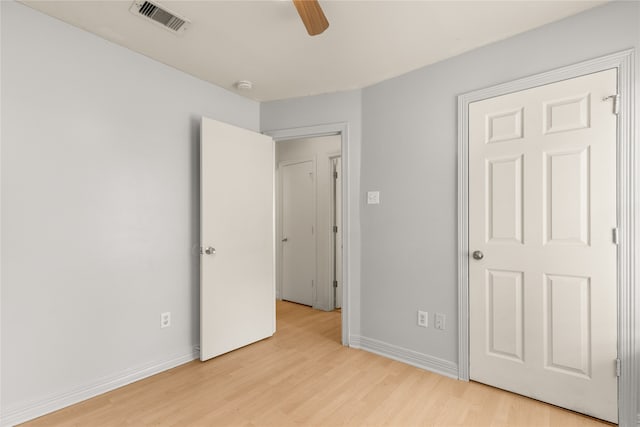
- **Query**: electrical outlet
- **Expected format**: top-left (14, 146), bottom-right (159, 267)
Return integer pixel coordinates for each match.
top-left (417, 310), bottom-right (428, 328)
top-left (161, 312), bottom-right (171, 328)
top-left (435, 313), bottom-right (446, 330)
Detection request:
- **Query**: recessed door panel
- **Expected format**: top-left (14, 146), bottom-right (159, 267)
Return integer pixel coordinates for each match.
top-left (486, 108), bottom-right (524, 143)
top-left (543, 94), bottom-right (590, 135)
top-left (544, 148), bottom-right (590, 245)
top-left (486, 155), bottom-right (523, 244)
top-left (486, 270), bottom-right (524, 362)
top-left (544, 274), bottom-right (591, 378)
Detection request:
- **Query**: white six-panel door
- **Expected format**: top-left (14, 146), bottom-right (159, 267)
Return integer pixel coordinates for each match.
top-left (281, 160), bottom-right (315, 306)
top-left (469, 69), bottom-right (618, 422)
top-left (200, 117), bottom-right (275, 362)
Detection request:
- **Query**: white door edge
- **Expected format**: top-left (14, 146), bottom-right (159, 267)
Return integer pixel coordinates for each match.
top-left (264, 123), bottom-right (351, 347)
top-left (457, 49), bottom-right (637, 426)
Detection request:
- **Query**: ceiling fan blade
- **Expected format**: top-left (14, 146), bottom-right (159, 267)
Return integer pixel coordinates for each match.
top-left (292, 0), bottom-right (329, 36)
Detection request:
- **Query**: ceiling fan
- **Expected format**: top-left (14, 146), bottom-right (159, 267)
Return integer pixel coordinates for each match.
top-left (292, 0), bottom-right (329, 36)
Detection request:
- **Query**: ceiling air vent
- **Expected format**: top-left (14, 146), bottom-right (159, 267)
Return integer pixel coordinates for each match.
top-left (129, 1), bottom-right (191, 35)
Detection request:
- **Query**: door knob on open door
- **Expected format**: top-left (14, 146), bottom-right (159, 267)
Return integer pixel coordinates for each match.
top-left (282, 237), bottom-right (288, 242)
top-left (204, 247), bottom-right (216, 255)
top-left (472, 250), bottom-right (484, 260)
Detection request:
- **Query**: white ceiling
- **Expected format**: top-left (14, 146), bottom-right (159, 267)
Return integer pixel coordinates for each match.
top-left (23, 0), bottom-right (607, 101)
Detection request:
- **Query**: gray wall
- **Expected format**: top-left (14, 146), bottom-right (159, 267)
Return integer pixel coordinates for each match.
top-left (360, 0), bottom-right (638, 412)
top-left (261, 91), bottom-right (363, 338)
top-left (1, 0), bottom-right (259, 417)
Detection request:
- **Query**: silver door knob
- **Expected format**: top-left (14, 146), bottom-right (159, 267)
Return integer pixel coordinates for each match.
top-left (472, 250), bottom-right (484, 260)
top-left (281, 237), bottom-right (288, 242)
top-left (204, 247), bottom-right (216, 255)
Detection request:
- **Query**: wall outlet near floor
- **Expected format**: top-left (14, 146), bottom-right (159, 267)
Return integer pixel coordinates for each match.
top-left (417, 310), bottom-right (428, 328)
top-left (161, 312), bottom-right (171, 328)
top-left (434, 313), bottom-right (445, 330)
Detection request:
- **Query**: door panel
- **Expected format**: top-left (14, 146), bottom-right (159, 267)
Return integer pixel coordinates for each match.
top-left (281, 160), bottom-right (315, 306)
top-left (469, 69), bottom-right (617, 422)
top-left (544, 274), bottom-right (591, 377)
top-left (486, 155), bottom-right (523, 243)
top-left (486, 269), bottom-right (524, 362)
top-left (200, 117), bottom-right (275, 362)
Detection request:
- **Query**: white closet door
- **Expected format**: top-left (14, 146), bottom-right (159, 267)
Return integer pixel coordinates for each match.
top-left (469, 69), bottom-right (618, 422)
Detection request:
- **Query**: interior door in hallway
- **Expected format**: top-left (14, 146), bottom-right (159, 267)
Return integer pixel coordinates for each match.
top-left (200, 117), bottom-right (275, 362)
top-left (281, 160), bottom-right (315, 306)
top-left (468, 69), bottom-right (618, 422)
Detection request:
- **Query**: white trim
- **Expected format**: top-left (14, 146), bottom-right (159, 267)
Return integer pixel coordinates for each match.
top-left (348, 334), bottom-right (362, 349)
top-left (1, 348), bottom-right (199, 427)
top-left (264, 123), bottom-right (351, 346)
top-left (328, 153), bottom-right (342, 310)
top-left (355, 335), bottom-right (458, 379)
top-left (457, 49), bottom-right (637, 426)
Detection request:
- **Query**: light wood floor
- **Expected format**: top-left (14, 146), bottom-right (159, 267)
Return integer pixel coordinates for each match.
top-left (23, 301), bottom-right (613, 427)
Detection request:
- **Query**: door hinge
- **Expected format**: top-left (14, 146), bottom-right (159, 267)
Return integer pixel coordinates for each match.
top-left (612, 227), bottom-right (620, 245)
top-left (333, 280), bottom-right (338, 288)
top-left (615, 358), bottom-right (621, 377)
top-left (334, 171), bottom-right (338, 179)
top-left (603, 94), bottom-right (620, 115)
top-left (333, 225), bottom-right (338, 233)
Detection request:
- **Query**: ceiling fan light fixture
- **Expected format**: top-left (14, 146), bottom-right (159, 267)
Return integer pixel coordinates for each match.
top-left (234, 80), bottom-right (253, 90)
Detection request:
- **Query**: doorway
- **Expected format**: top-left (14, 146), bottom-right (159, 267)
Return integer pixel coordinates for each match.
top-left (276, 135), bottom-right (342, 314)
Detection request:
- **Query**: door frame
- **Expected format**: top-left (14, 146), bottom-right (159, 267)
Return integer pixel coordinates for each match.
top-left (277, 157), bottom-right (318, 307)
top-left (457, 49), bottom-right (637, 425)
top-left (264, 123), bottom-right (350, 346)
top-left (328, 152), bottom-right (342, 309)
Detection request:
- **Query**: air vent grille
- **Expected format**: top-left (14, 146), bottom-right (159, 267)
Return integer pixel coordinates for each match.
top-left (130, 1), bottom-right (190, 35)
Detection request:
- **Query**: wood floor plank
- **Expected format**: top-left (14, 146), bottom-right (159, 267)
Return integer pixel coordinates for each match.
top-left (21, 301), bottom-right (614, 426)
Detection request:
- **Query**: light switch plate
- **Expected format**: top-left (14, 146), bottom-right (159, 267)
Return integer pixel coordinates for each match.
top-left (367, 191), bottom-right (380, 204)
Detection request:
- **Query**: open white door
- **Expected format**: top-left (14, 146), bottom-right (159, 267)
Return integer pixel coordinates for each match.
top-left (200, 117), bottom-right (275, 362)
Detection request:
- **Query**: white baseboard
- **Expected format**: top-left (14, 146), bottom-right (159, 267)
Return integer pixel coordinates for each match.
top-left (1, 347), bottom-right (199, 427)
top-left (353, 335), bottom-right (458, 379)
top-left (348, 334), bottom-right (362, 349)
